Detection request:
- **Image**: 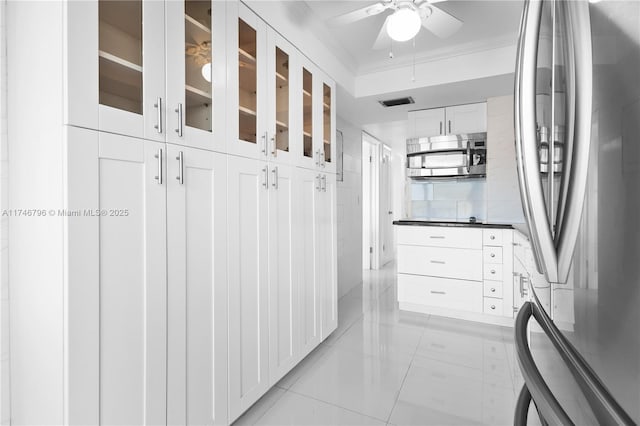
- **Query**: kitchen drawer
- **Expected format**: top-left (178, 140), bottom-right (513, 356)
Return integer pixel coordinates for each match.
top-left (483, 246), bottom-right (503, 264)
top-left (398, 245), bottom-right (482, 281)
top-left (483, 264), bottom-right (503, 281)
top-left (483, 298), bottom-right (503, 316)
top-left (396, 226), bottom-right (482, 249)
top-left (483, 281), bottom-right (503, 298)
top-left (483, 229), bottom-right (504, 246)
top-left (398, 273), bottom-right (483, 313)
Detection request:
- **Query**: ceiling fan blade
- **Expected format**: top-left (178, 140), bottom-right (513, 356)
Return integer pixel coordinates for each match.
top-left (421, 5), bottom-right (463, 38)
top-left (372, 15), bottom-right (392, 50)
top-left (327, 2), bottom-right (390, 27)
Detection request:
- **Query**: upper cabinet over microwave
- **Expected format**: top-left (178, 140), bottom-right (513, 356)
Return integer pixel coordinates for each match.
top-left (407, 102), bottom-right (487, 139)
top-left (65, 0), bottom-right (227, 152)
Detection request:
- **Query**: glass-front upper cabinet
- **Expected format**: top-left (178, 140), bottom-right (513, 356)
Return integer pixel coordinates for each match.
top-left (166, 0), bottom-right (225, 152)
top-left (227, 2), bottom-right (267, 160)
top-left (298, 61), bottom-right (316, 170)
top-left (321, 77), bottom-right (336, 173)
top-left (266, 30), bottom-right (296, 165)
top-left (65, 0), bottom-right (165, 141)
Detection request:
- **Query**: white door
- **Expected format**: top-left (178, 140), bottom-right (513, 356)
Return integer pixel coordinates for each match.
top-left (227, 2), bottom-right (268, 160)
top-left (445, 103), bottom-right (487, 134)
top-left (166, 145), bottom-right (228, 426)
top-left (65, 0), bottom-right (165, 141)
top-left (266, 29), bottom-right (296, 165)
top-left (267, 164), bottom-right (298, 383)
top-left (165, 0), bottom-right (226, 152)
top-left (227, 154), bottom-right (269, 421)
top-left (408, 108), bottom-right (446, 138)
top-left (380, 148), bottom-right (394, 266)
top-left (295, 167), bottom-right (321, 356)
top-left (66, 130), bottom-right (167, 425)
top-left (319, 173), bottom-right (338, 339)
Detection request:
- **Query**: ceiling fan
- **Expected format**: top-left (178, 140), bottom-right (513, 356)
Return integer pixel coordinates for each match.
top-left (327, 0), bottom-right (463, 49)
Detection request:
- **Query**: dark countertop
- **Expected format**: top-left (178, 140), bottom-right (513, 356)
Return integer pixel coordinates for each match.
top-left (392, 219), bottom-right (515, 229)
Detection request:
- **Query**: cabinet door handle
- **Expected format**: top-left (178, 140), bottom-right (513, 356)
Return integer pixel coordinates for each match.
top-left (315, 174), bottom-right (321, 191)
top-left (261, 132), bottom-right (268, 155)
top-left (176, 151), bottom-right (184, 185)
top-left (154, 97), bottom-right (163, 134)
top-left (262, 166), bottom-right (269, 189)
top-left (315, 149), bottom-right (320, 166)
top-left (271, 166), bottom-right (278, 189)
top-left (519, 275), bottom-right (529, 298)
top-left (448, 120), bottom-right (452, 134)
top-left (175, 103), bottom-right (183, 137)
top-left (154, 149), bottom-right (163, 185)
top-left (320, 150), bottom-right (325, 167)
top-left (439, 121), bottom-right (443, 135)
top-left (271, 135), bottom-right (276, 157)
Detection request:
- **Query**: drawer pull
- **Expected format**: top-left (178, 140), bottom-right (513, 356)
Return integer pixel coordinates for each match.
top-left (430, 290), bottom-right (446, 295)
top-left (491, 305), bottom-right (496, 310)
top-left (490, 253), bottom-right (496, 258)
top-left (430, 260), bottom-right (446, 264)
top-left (490, 235), bottom-right (496, 240)
top-left (491, 288), bottom-right (496, 293)
top-left (429, 236), bottom-right (445, 239)
top-left (491, 269), bottom-right (496, 274)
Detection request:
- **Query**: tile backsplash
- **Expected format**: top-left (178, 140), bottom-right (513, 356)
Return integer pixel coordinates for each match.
top-left (410, 179), bottom-right (487, 221)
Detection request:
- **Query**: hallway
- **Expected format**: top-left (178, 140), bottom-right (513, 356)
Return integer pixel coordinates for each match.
top-left (234, 263), bottom-right (523, 425)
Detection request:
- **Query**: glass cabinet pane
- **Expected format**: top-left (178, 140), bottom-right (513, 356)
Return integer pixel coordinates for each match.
top-left (275, 47), bottom-right (289, 152)
top-left (323, 83), bottom-right (331, 163)
top-left (184, 0), bottom-right (212, 132)
top-left (238, 19), bottom-right (257, 143)
top-left (99, 0), bottom-right (143, 114)
top-left (303, 68), bottom-right (313, 158)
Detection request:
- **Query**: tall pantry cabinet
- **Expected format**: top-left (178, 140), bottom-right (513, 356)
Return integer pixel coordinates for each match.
top-left (7, 0), bottom-right (337, 425)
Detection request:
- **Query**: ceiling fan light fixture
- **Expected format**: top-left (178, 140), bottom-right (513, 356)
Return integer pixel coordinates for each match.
top-left (386, 7), bottom-right (421, 42)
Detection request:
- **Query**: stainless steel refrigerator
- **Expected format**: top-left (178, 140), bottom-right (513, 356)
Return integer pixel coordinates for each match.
top-left (512, 0), bottom-right (639, 424)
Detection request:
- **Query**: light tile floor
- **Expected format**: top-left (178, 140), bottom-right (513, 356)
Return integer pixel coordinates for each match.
top-left (234, 262), bottom-right (524, 426)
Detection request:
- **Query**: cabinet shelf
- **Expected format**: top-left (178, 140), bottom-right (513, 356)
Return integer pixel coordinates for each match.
top-left (186, 84), bottom-right (212, 105)
top-left (323, 139), bottom-right (330, 145)
top-left (99, 50), bottom-right (142, 73)
top-left (185, 13), bottom-right (211, 35)
top-left (276, 120), bottom-right (288, 130)
top-left (303, 130), bottom-right (312, 138)
top-left (239, 105), bottom-right (256, 117)
top-left (275, 71), bottom-right (287, 83)
top-left (303, 89), bottom-right (311, 97)
top-left (239, 48), bottom-right (256, 66)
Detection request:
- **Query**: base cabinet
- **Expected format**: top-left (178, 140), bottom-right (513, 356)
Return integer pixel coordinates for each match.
top-left (64, 129), bottom-right (229, 426)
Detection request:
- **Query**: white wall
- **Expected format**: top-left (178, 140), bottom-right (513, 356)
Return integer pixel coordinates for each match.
top-left (336, 116), bottom-right (362, 298)
top-left (0, 1), bottom-right (9, 422)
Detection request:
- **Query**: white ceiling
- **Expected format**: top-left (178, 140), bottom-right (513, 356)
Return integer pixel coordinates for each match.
top-left (304, 0), bottom-right (524, 73)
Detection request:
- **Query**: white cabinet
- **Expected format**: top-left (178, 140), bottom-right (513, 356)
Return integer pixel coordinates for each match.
top-left (316, 71), bottom-right (337, 173)
top-left (66, 0), bottom-right (227, 150)
top-left (166, 145), bottom-right (228, 426)
top-left (407, 108), bottom-right (445, 138)
top-left (318, 173), bottom-right (338, 338)
top-left (62, 130), bottom-right (229, 426)
top-left (267, 164), bottom-right (298, 384)
top-left (66, 0), bottom-right (165, 141)
top-left (445, 103), bottom-right (487, 135)
top-left (227, 155), bottom-right (270, 419)
top-left (396, 225), bottom-right (516, 325)
top-left (407, 102), bottom-right (487, 139)
top-left (295, 168), bottom-right (322, 355)
top-left (65, 129), bottom-right (167, 425)
top-left (165, 0), bottom-right (226, 152)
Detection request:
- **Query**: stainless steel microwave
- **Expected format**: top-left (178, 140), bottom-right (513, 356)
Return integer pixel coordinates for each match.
top-left (406, 133), bottom-right (487, 179)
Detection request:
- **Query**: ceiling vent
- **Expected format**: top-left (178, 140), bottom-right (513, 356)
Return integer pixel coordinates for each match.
top-left (378, 96), bottom-right (415, 108)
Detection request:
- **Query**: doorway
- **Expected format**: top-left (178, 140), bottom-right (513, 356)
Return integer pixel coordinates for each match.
top-left (362, 133), bottom-right (394, 270)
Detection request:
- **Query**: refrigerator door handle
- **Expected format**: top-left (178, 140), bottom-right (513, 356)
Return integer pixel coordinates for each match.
top-left (554, 0), bottom-right (593, 283)
top-left (514, 0), bottom-right (558, 282)
top-left (514, 301), bottom-right (573, 425)
top-left (516, 294), bottom-right (635, 426)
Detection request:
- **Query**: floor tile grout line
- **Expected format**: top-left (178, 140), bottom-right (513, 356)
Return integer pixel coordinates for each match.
top-left (385, 320), bottom-right (427, 424)
top-left (285, 387), bottom-right (391, 424)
